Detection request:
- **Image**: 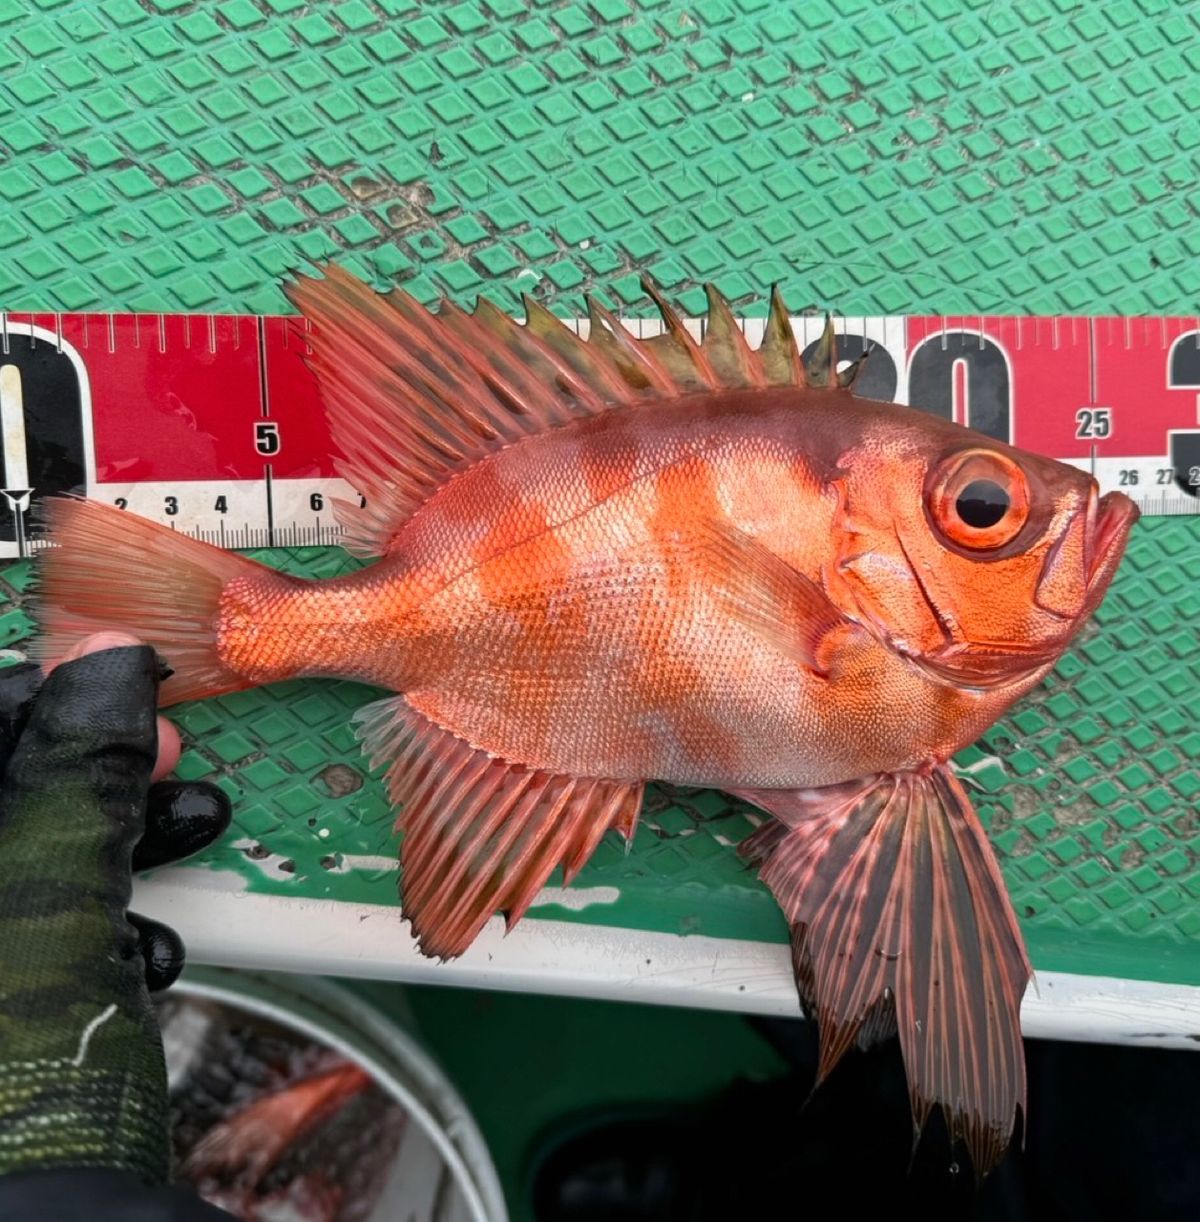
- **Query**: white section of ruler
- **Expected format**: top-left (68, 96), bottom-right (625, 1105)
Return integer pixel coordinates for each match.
top-left (49, 458), bottom-right (1200, 556)
top-left (21, 477), bottom-right (356, 553)
top-left (1060, 455), bottom-right (1200, 514)
top-left (133, 866), bottom-right (1200, 1050)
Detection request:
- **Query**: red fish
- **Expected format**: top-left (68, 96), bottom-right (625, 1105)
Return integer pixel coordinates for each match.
top-left (35, 267), bottom-right (1138, 1173)
top-left (180, 1060), bottom-right (370, 1219)
top-left (180, 1061), bottom-right (372, 1183)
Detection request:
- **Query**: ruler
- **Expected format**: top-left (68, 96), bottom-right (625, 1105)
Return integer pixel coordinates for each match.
top-left (0, 310), bottom-right (1197, 559)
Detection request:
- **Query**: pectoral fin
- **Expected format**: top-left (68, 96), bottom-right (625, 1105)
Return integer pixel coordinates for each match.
top-left (698, 520), bottom-right (866, 676)
top-left (732, 764), bottom-right (1031, 1176)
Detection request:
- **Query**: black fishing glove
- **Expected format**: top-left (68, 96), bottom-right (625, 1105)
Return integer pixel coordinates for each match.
top-left (0, 645), bottom-right (232, 1218)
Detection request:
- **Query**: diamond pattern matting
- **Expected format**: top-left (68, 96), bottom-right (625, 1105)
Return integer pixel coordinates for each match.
top-left (0, 1), bottom-right (1198, 317)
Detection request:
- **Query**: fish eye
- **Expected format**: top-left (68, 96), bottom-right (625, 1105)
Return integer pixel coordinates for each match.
top-left (928, 449), bottom-right (1029, 551)
top-left (956, 479), bottom-right (1010, 528)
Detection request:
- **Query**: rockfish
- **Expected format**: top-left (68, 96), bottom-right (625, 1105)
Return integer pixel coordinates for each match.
top-left (34, 267), bottom-right (1139, 1174)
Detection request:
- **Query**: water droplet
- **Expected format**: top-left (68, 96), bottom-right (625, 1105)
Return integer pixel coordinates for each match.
top-left (949, 1161), bottom-right (960, 1177)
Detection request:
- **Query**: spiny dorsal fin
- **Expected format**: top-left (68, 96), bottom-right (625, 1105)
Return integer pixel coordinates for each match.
top-left (838, 346), bottom-right (871, 389)
top-left (286, 265), bottom-right (842, 556)
top-left (702, 283), bottom-right (766, 388)
top-left (639, 276), bottom-right (718, 392)
top-left (806, 315), bottom-right (838, 388)
top-left (760, 285), bottom-right (806, 386)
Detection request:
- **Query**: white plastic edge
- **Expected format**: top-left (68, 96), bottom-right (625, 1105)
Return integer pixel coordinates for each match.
top-left (133, 868), bottom-right (1200, 1052)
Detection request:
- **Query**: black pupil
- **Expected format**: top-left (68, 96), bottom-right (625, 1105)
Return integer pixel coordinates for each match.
top-left (956, 479), bottom-right (1010, 528)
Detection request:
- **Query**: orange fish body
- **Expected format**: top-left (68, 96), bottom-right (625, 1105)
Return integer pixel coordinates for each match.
top-left (36, 268), bottom-right (1139, 1176)
top-left (219, 388), bottom-right (1124, 789)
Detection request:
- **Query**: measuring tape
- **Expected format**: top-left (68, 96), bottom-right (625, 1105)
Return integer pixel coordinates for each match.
top-left (0, 310), bottom-right (1197, 559)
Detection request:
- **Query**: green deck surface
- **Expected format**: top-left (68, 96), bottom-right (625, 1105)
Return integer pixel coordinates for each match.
top-left (1, 0), bottom-right (1198, 987)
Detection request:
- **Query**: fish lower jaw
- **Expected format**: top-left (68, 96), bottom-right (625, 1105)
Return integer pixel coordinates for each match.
top-left (910, 652), bottom-right (1054, 694)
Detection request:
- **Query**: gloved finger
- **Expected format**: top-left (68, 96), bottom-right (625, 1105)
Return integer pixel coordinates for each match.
top-left (127, 912), bottom-right (185, 993)
top-left (0, 662), bottom-right (43, 775)
top-left (153, 716), bottom-right (181, 782)
top-left (2, 640), bottom-right (159, 854)
top-left (134, 781), bottom-right (232, 871)
top-left (56, 633), bottom-right (181, 780)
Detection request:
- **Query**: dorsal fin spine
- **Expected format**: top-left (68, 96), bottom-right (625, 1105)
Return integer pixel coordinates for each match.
top-left (641, 275), bottom-right (720, 390)
top-left (286, 265), bottom-right (842, 558)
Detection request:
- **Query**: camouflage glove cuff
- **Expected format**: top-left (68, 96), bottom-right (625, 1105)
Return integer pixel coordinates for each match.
top-left (0, 648), bottom-right (229, 1185)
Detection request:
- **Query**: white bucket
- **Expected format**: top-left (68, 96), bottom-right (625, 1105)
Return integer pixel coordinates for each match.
top-left (169, 966), bottom-right (508, 1222)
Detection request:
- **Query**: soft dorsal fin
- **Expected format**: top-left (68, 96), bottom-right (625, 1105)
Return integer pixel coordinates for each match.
top-left (286, 265), bottom-right (832, 556)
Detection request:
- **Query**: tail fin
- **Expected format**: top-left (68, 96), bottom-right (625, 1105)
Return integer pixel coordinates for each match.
top-left (734, 765), bottom-right (1031, 1177)
top-left (32, 497), bottom-right (274, 705)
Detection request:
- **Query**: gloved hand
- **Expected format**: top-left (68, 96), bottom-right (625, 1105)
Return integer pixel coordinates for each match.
top-left (0, 634), bottom-right (230, 1201)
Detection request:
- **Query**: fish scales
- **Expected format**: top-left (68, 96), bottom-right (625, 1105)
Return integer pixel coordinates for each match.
top-left (33, 267), bottom-right (1140, 1177)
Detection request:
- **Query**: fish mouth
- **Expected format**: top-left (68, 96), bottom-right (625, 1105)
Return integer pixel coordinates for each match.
top-left (1085, 488), bottom-right (1140, 597)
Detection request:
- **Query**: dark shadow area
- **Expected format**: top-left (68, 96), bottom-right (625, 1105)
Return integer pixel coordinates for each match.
top-left (531, 1016), bottom-right (1200, 1222)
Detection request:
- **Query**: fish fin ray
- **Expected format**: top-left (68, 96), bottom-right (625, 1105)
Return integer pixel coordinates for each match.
top-left (760, 285), bottom-right (807, 386)
top-left (697, 519), bottom-right (862, 675)
top-left (286, 267), bottom-right (821, 555)
top-left (31, 496), bottom-right (273, 705)
top-left (734, 766), bottom-right (1030, 1176)
top-left (701, 283), bottom-right (767, 388)
top-left (356, 695), bottom-right (643, 957)
top-left (805, 315), bottom-right (837, 387)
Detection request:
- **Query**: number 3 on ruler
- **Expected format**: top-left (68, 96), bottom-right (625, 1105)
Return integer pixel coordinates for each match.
top-left (254, 421), bottom-right (280, 456)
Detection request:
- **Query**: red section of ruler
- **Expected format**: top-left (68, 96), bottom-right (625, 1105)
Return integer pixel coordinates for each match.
top-left (906, 315), bottom-right (1200, 458)
top-left (906, 316), bottom-right (1092, 458)
top-left (4, 312), bottom-right (334, 483)
top-left (54, 313), bottom-right (263, 481)
top-left (1093, 317), bottom-right (1200, 454)
top-left (7, 311), bottom-right (1200, 489)
top-left (261, 315), bottom-right (336, 480)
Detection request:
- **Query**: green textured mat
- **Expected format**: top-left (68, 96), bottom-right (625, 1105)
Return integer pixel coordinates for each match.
top-left (1, 0), bottom-right (1198, 987)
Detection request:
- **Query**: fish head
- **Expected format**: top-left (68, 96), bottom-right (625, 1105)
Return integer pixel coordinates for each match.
top-left (834, 406), bottom-right (1140, 689)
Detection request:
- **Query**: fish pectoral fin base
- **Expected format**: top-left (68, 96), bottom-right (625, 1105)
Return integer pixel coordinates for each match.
top-left (285, 266), bottom-right (828, 557)
top-left (698, 520), bottom-right (863, 675)
top-left (356, 695), bottom-right (644, 959)
top-left (732, 766), bottom-right (1031, 1177)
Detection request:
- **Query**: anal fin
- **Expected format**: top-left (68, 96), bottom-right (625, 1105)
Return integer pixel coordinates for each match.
top-left (356, 696), bottom-right (643, 958)
top-left (732, 765), bottom-right (1031, 1177)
